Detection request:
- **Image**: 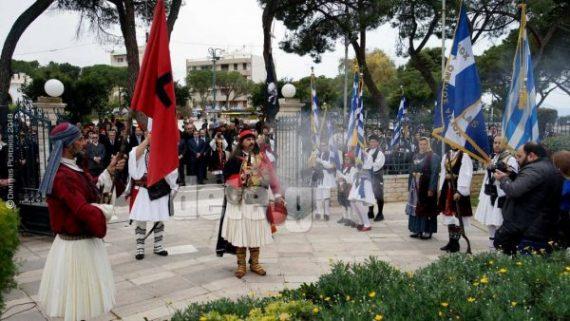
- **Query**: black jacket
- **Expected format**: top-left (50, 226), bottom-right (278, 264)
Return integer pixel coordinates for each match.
top-left (498, 158), bottom-right (564, 242)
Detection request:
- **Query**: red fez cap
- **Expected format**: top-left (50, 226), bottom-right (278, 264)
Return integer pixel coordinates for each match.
top-left (238, 129), bottom-right (256, 141)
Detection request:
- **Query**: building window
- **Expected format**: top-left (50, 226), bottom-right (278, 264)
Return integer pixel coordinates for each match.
top-left (117, 57), bottom-right (124, 63)
top-left (243, 63), bottom-right (247, 70)
top-left (233, 63), bottom-right (238, 70)
top-left (192, 66), bottom-right (197, 71)
top-left (221, 64), bottom-right (229, 71)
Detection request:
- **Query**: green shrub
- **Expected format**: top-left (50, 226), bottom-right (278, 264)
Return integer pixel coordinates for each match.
top-left (173, 253), bottom-right (570, 321)
top-left (542, 136), bottom-right (570, 153)
top-left (0, 201), bottom-right (20, 314)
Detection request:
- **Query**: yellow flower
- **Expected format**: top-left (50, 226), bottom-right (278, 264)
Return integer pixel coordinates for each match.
top-left (369, 291), bottom-right (376, 298)
top-left (480, 276), bottom-right (489, 284)
top-left (488, 260), bottom-right (494, 265)
top-left (565, 266), bottom-right (570, 272)
top-left (374, 314), bottom-right (384, 321)
top-left (516, 261), bottom-right (523, 266)
top-left (467, 297), bottom-right (476, 303)
top-left (199, 317), bottom-right (208, 321)
top-left (346, 295), bottom-right (351, 301)
top-left (279, 312), bottom-right (290, 321)
top-left (438, 311), bottom-right (444, 317)
top-left (324, 297), bottom-right (331, 301)
top-left (406, 271), bottom-right (413, 278)
top-left (313, 307), bottom-right (319, 314)
top-left (441, 302), bottom-right (449, 308)
top-left (472, 281), bottom-right (480, 286)
top-left (511, 301), bottom-right (518, 307)
top-left (498, 268), bottom-right (508, 274)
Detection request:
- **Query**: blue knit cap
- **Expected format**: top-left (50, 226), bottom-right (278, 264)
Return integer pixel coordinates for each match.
top-left (39, 122), bottom-right (82, 196)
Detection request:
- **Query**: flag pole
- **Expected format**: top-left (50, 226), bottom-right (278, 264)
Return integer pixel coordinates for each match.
top-left (440, 0), bottom-right (446, 158)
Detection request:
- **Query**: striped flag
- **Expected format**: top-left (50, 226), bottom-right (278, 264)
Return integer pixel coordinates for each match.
top-left (432, 4), bottom-right (490, 163)
top-left (354, 75), bottom-right (366, 164)
top-left (390, 96), bottom-right (407, 149)
top-left (326, 116), bottom-right (342, 170)
top-left (310, 70), bottom-right (320, 147)
top-left (502, 4), bottom-right (539, 150)
top-left (345, 73), bottom-right (360, 147)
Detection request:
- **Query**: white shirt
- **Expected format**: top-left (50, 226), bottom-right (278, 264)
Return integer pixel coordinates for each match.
top-left (128, 148), bottom-right (178, 222)
top-left (438, 150), bottom-right (473, 196)
top-left (367, 147), bottom-right (385, 172)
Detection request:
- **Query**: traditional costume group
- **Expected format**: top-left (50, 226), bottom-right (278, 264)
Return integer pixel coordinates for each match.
top-left (38, 123), bottom-right (124, 321)
top-left (218, 130), bottom-right (281, 278)
top-left (406, 145), bottom-right (441, 239)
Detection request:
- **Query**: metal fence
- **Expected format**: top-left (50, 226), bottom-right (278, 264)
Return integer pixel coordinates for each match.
top-left (6, 100), bottom-right (52, 205)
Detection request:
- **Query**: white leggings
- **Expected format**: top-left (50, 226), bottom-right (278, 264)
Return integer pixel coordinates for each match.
top-left (350, 201), bottom-right (371, 227)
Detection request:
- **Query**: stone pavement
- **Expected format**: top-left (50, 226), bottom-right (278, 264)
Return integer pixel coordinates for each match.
top-left (4, 198), bottom-right (490, 321)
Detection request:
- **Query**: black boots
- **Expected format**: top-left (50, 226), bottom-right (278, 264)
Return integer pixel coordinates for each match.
top-left (440, 238), bottom-right (460, 253)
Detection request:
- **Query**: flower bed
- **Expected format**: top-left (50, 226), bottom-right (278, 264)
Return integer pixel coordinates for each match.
top-left (173, 252), bottom-right (569, 321)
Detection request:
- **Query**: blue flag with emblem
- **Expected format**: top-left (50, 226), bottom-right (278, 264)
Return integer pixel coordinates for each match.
top-left (502, 4), bottom-right (539, 150)
top-left (432, 4), bottom-right (490, 163)
top-left (390, 96), bottom-right (407, 149)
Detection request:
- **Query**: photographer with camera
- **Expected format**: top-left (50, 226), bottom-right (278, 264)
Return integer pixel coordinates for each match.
top-left (475, 136), bottom-right (519, 250)
top-left (493, 142), bottom-right (563, 255)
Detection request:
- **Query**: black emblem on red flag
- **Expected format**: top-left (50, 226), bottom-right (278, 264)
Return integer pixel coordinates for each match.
top-left (156, 72), bottom-right (173, 108)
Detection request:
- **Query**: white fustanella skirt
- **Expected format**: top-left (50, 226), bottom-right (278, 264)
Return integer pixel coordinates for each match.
top-left (38, 235), bottom-right (115, 321)
top-left (221, 200), bottom-right (273, 248)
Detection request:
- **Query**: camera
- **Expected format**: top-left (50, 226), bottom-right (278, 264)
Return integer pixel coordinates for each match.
top-left (488, 161), bottom-right (509, 173)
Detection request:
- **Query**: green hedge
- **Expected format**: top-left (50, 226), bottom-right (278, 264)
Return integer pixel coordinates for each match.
top-left (173, 252), bottom-right (570, 321)
top-left (0, 201), bottom-right (20, 314)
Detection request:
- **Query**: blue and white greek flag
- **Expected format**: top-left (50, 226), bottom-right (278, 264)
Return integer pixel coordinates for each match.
top-left (311, 76), bottom-right (320, 146)
top-left (345, 73), bottom-right (360, 147)
top-left (354, 77), bottom-right (366, 164)
top-left (326, 117), bottom-right (342, 170)
top-left (390, 96), bottom-right (407, 149)
top-left (502, 5), bottom-right (538, 150)
top-left (432, 5), bottom-right (490, 163)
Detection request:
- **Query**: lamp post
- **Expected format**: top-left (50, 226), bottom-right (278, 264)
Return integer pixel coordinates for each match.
top-left (208, 48), bottom-right (223, 110)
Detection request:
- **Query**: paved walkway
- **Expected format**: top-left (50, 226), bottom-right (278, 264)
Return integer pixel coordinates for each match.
top-left (4, 199), bottom-right (490, 321)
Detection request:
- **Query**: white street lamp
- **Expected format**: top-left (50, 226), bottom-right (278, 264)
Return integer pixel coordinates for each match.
top-left (44, 79), bottom-right (64, 97)
top-left (281, 83), bottom-right (296, 98)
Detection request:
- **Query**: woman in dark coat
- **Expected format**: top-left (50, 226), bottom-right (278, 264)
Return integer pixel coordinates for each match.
top-left (406, 137), bottom-right (441, 239)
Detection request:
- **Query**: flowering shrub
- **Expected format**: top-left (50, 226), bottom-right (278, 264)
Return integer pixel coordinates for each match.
top-left (173, 252), bottom-right (569, 321)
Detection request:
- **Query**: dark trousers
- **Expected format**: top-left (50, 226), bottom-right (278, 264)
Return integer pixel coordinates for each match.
top-left (368, 174), bottom-right (384, 218)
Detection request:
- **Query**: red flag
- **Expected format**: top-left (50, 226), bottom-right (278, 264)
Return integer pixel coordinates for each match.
top-left (130, 0), bottom-right (179, 187)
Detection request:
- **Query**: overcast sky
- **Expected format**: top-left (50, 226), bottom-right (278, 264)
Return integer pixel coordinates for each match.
top-left (1, 0), bottom-right (568, 115)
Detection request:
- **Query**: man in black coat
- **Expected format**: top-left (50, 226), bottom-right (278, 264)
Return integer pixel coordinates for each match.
top-left (493, 142), bottom-right (564, 254)
top-left (187, 130), bottom-right (208, 184)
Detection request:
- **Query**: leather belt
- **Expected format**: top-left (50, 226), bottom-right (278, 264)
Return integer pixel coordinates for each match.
top-left (59, 234), bottom-right (93, 241)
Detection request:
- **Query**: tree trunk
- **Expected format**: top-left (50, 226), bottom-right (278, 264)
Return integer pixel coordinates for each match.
top-left (167, 0), bottom-right (183, 37)
top-left (262, 0), bottom-right (279, 123)
top-left (409, 52), bottom-right (438, 96)
top-left (352, 29), bottom-right (387, 118)
top-left (0, 0), bottom-right (55, 105)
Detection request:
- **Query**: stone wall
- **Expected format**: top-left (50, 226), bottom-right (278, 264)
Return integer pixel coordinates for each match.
top-left (383, 171), bottom-right (485, 203)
